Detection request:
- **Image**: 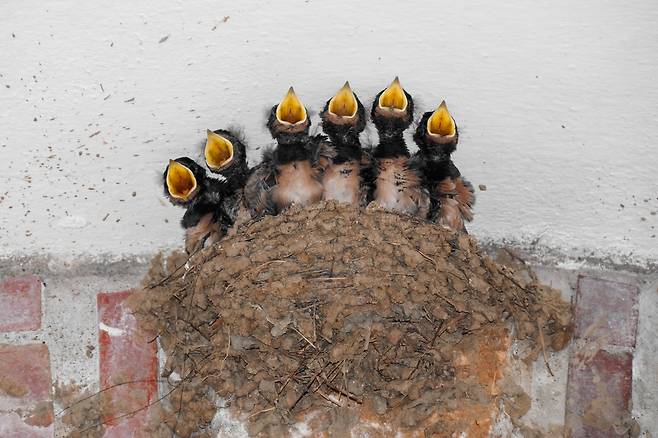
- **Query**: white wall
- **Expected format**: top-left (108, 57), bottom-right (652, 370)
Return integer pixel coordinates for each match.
top-left (1, 0), bottom-right (656, 267)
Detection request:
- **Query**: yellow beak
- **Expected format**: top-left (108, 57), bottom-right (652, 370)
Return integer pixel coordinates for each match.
top-left (427, 101), bottom-right (456, 137)
top-left (378, 76), bottom-right (408, 112)
top-left (204, 130), bottom-right (234, 171)
top-left (328, 81), bottom-right (358, 118)
top-left (275, 87), bottom-right (308, 125)
top-left (166, 159), bottom-right (198, 201)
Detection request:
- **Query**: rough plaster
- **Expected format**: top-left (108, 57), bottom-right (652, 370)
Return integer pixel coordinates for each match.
top-left (1, 0), bottom-right (657, 266)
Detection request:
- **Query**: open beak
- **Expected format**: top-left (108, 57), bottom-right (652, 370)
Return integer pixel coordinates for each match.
top-left (275, 87), bottom-right (307, 125)
top-left (328, 81), bottom-right (358, 118)
top-left (378, 77), bottom-right (408, 112)
top-left (427, 101), bottom-right (456, 138)
top-left (204, 130), bottom-right (234, 171)
top-left (166, 159), bottom-right (198, 201)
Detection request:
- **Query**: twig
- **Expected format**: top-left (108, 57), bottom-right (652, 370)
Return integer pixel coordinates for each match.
top-left (321, 380), bottom-right (363, 405)
top-left (341, 362), bottom-right (348, 404)
top-left (363, 325), bottom-right (371, 352)
top-left (323, 360), bottom-right (345, 386)
top-left (220, 327), bottom-right (231, 371)
top-left (429, 321), bottom-right (448, 346)
top-left (173, 356), bottom-right (188, 433)
top-left (312, 305), bottom-right (317, 344)
top-left (498, 266), bottom-right (537, 296)
top-left (537, 320), bottom-right (554, 377)
top-left (290, 326), bottom-right (318, 350)
top-left (277, 351), bottom-right (323, 398)
top-left (405, 358), bottom-right (423, 380)
top-left (248, 406), bottom-right (275, 419)
top-left (316, 389), bottom-right (344, 407)
top-left (389, 393), bottom-right (408, 410)
top-left (77, 372), bottom-right (193, 434)
top-left (225, 259), bottom-right (293, 293)
top-left (417, 249), bottom-right (439, 270)
top-left (502, 248), bottom-right (539, 283)
top-left (56, 379), bottom-right (164, 416)
top-left (297, 300), bottom-right (327, 311)
top-left (146, 252), bottom-right (196, 289)
top-left (289, 362), bottom-right (328, 411)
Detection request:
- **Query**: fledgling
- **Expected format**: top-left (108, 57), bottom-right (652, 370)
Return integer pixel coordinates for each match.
top-left (163, 157), bottom-right (229, 254)
top-left (369, 77), bottom-right (429, 217)
top-left (319, 82), bottom-right (370, 206)
top-left (204, 129), bottom-right (252, 228)
top-left (413, 101), bottom-right (475, 232)
top-left (244, 87), bottom-right (333, 217)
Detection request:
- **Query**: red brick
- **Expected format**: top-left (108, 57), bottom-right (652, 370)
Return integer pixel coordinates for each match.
top-left (0, 344), bottom-right (53, 437)
top-left (574, 276), bottom-right (639, 348)
top-left (565, 350), bottom-right (632, 437)
top-left (98, 290), bottom-right (157, 437)
top-left (0, 275), bottom-right (42, 332)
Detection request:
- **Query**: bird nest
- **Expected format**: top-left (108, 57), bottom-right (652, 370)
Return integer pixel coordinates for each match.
top-left (129, 202), bottom-right (572, 437)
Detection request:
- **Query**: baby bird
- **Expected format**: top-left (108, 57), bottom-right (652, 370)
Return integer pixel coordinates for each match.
top-left (319, 82), bottom-right (369, 206)
top-left (413, 101), bottom-right (475, 232)
top-left (369, 77), bottom-right (429, 217)
top-left (205, 129), bottom-right (250, 187)
top-left (163, 157), bottom-right (229, 254)
top-left (244, 87), bottom-right (333, 217)
top-left (204, 129), bottom-right (252, 228)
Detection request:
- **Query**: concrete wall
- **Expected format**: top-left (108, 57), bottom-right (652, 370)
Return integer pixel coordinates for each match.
top-left (1, 0), bottom-right (656, 267)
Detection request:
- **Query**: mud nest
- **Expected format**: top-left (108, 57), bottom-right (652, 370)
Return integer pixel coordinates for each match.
top-left (130, 202), bottom-right (572, 437)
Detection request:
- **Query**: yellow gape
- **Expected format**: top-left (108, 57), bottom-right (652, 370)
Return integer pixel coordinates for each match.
top-left (328, 82), bottom-right (358, 118)
top-left (276, 87), bottom-right (307, 125)
top-left (205, 130), bottom-right (234, 171)
top-left (427, 101), bottom-right (456, 137)
top-left (166, 160), bottom-right (197, 201)
top-left (378, 77), bottom-right (408, 111)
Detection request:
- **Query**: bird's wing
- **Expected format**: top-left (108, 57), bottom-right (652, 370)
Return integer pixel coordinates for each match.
top-left (417, 186), bottom-right (431, 220)
top-left (437, 197), bottom-right (466, 234)
top-left (243, 148), bottom-right (277, 218)
top-left (308, 134), bottom-right (336, 175)
top-left (181, 196), bottom-right (214, 229)
top-left (434, 177), bottom-right (471, 232)
top-left (446, 160), bottom-right (475, 221)
top-left (184, 212), bottom-right (223, 255)
top-left (454, 176), bottom-right (475, 222)
top-left (359, 149), bottom-right (376, 206)
top-left (405, 154), bottom-right (431, 219)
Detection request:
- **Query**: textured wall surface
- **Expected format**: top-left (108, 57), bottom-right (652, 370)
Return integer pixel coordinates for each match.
top-left (1, 0), bottom-right (656, 266)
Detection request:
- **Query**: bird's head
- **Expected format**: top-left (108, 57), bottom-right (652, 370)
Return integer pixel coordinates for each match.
top-left (371, 77), bottom-right (414, 140)
top-left (204, 129), bottom-right (247, 178)
top-left (163, 157), bottom-right (206, 205)
top-left (267, 87), bottom-right (311, 144)
top-left (414, 101), bottom-right (459, 161)
top-left (320, 81), bottom-right (366, 145)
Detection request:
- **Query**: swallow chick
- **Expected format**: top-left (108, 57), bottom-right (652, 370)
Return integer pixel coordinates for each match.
top-left (163, 157), bottom-right (229, 254)
top-left (413, 101), bottom-right (475, 232)
top-left (369, 77), bottom-right (429, 217)
top-left (204, 129), bottom-right (252, 228)
top-left (319, 82), bottom-right (370, 206)
top-left (244, 87), bottom-right (333, 217)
